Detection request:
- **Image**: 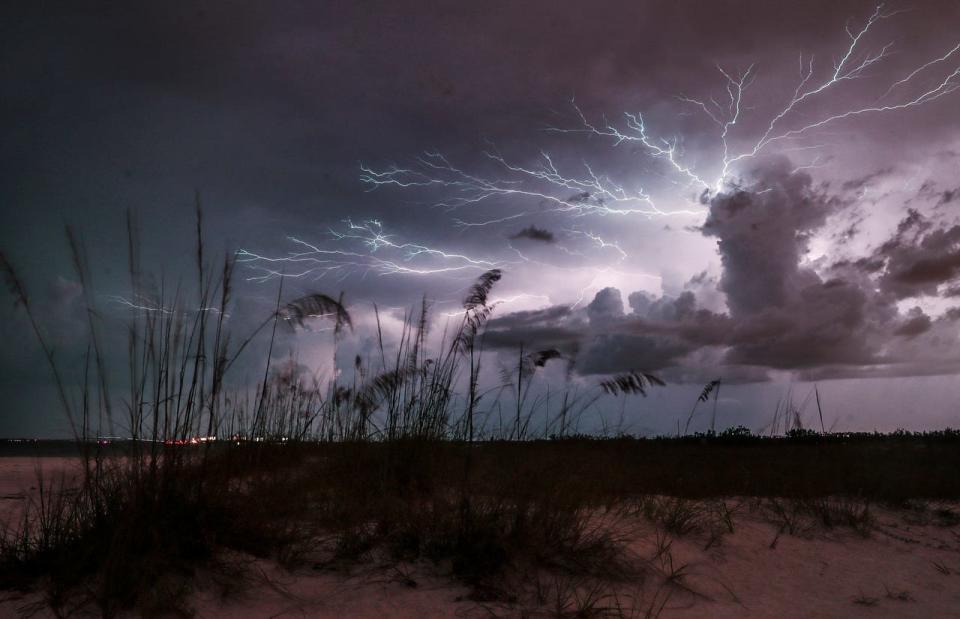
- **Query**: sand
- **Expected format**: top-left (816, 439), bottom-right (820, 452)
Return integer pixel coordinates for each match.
top-left (625, 509), bottom-right (960, 618)
top-left (0, 457), bottom-right (958, 618)
top-left (0, 457), bottom-right (84, 534)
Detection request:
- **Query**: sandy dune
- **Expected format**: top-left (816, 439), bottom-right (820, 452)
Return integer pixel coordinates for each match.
top-left (627, 511), bottom-right (960, 618)
top-left (0, 458), bottom-right (958, 617)
top-left (0, 457), bottom-right (84, 533)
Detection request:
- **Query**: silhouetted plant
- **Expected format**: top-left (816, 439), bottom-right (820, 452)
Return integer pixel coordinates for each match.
top-left (684, 378), bottom-right (721, 435)
top-left (599, 371), bottom-right (665, 397)
top-left (278, 292), bottom-right (353, 335)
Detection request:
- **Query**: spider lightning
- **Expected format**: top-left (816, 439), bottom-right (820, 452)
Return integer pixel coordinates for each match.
top-left (107, 295), bottom-right (226, 316)
top-left (363, 4), bottom-right (959, 220)
top-left (566, 230), bottom-right (629, 262)
top-left (329, 219), bottom-right (499, 268)
top-left (251, 5), bottom-right (959, 315)
top-left (360, 150), bottom-right (705, 226)
top-left (237, 219), bottom-right (508, 283)
top-left (570, 267), bottom-right (661, 310)
top-left (555, 3), bottom-right (959, 193)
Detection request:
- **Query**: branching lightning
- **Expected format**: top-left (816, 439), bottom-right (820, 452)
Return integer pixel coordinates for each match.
top-left (569, 267), bottom-right (662, 310)
top-left (360, 149), bottom-right (705, 226)
top-left (554, 4), bottom-right (959, 192)
top-left (244, 5), bottom-right (959, 314)
top-left (361, 3), bottom-right (959, 242)
top-left (237, 219), bottom-right (508, 283)
top-left (566, 230), bottom-right (629, 262)
top-left (108, 295), bottom-right (226, 316)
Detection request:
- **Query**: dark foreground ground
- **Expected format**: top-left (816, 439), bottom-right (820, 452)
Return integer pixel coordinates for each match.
top-left (0, 432), bottom-right (958, 617)
top-left (5, 430), bottom-right (958, 499)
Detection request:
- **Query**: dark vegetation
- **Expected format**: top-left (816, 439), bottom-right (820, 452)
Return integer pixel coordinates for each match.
top-left (1, 210), bottom-right (958, 616)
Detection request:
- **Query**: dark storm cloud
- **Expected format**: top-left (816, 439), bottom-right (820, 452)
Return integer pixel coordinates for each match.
top-left (840, 167), bottom-right (895, 193)
top-left (5, 0), bottom-right (958, 245)
top-left (628, 290), bottom-right (697, 322)
top-left (692, 158), bottom-right (888, 370)
top-left (576, 334), bottom-right (692, 376)
top-left (936, 187), bottom-right (960, 208)
top-left (483, 325), bottom-right (582, 351)
top-left (798, 308), bottom-right (960, 381)
top-left (3, 1), bottom-right (958, 285)
top-left (701, 157), bottom-right (842, 316)
top-left (509, 226), bottom-right (555, 244)
top-left (586, 287), bottom-right (624, 325)
top-left (570, 159), bottom-right (884, 373)
top-left (912, 179), bottom-right (960, 209)
top-left (856, 209), bottom-right (960, 299)
top-left (484, 157), bottom-right (960, 379)
top-left (894, 308), bottom-right (933, 338)
top-left (724, 278), bottom-right (878, 369)
top-left (484, 305), bottom-right (582, 351)
top-left (486, 305), bottom-right (575, 331)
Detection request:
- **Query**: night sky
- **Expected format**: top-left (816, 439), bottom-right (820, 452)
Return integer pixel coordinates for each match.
top-left (3, 1), bottom-right (960, 437)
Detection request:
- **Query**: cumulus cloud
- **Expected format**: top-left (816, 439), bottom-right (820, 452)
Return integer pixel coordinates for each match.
top-left (484, 305), bottom-right (582, 352)
top-left (915, 179), bottom-right (960, 209)
top-left (586, 287), bottom-right (624, 325)
top-left (937, 187), bottom-right (960, 207)
top-left (576, 333), bottom-right (692, 375)
top-left (894, 307), bottom-right (933, 338)
top-left (482, 156), bottom-right (960, 382)
top-left (642, 157), bottom-right (885, 371)
top-left (628, 290), bottom-right (696, 322)
top-left (866, 211), bottom-right (960, 299)
top-left (701, 157), bottom-right (839, 316)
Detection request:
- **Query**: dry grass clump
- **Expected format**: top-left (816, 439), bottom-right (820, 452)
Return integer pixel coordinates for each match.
top-left (759, 496), bottom-right (874, 539)
top-left (0, 213), bottom-right (646, 615)
top-left (300, 441), bottom-right (639, 596)
top-left (0, 449), bottom-right (316, 615)
top-left (0, 442), bottom-right (647, 615)
top-left (629, 497), bottom-right (704, 537)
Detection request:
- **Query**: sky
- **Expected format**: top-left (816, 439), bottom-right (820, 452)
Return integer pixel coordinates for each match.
top-left (3, 1), bottom-right (960, 437)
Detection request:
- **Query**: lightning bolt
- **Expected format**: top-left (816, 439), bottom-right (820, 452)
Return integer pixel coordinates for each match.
top-left (238, 4), bottom-right (958, 321)
top-left (361, 149), bottom-right (705, 227)
top-left (237, 219), bottom-right (508, 283)
top-left (570, 267), bottom-right (662, 310)
top-left (566, 230), bottom-right (629, 262)
top-left (108, 295), bottom-right (227, 316)
top-left (108, 295), bottom-right (174, 314)
top-left (362, 4), bottom-right (959, 240)
top-left (550, 4), bottom-right (959, 193)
